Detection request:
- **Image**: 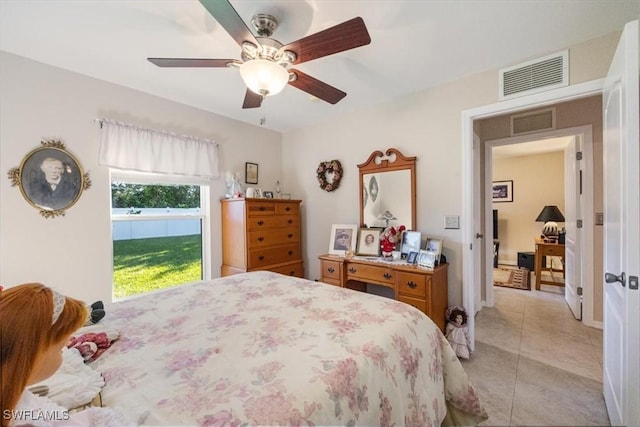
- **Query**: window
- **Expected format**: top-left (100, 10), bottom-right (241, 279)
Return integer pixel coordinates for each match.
top-left (110, 172), bottom-right (210, 300)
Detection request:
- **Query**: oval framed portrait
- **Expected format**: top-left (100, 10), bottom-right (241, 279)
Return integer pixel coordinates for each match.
top-left (16, 144), bottom-right (85, 214)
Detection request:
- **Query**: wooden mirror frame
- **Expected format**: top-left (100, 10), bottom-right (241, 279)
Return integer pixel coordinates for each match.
top-left (358, 148), bottom-right (417, 229)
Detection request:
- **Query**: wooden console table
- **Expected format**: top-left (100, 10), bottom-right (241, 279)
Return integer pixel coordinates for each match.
top-left (534, 239), bottom-right (565, 290)
top-left (318, 254), bottom-right (448, 332)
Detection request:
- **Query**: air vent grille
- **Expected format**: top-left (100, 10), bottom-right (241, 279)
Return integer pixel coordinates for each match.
top-left (511, 108), bottom-right (555, 136)
top-left (499, 51), bottom-right (568, 100)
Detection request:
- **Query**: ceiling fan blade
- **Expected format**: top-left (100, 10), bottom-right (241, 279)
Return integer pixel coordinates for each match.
top-left (242, 89), bottom-right (263, 109)
top-left (281, 17), bottom-right (371, 65)
top-left (288, 69), bottom-right (346, 104)
top-left (199, 0), bottom-right (259, 48)
top-left (148, 58), bottom-right (236, 67)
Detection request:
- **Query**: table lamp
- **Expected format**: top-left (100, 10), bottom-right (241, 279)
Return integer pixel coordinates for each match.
top-left (378, 210), bottom-right (397, 227)
top-left (535, 205), bottom-right (565, 239)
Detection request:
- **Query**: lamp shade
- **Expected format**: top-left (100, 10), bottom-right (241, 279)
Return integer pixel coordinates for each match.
top-left (535, 205), bottom-right (565, 223)
top-left (239, 59), bottom-right (289, 97)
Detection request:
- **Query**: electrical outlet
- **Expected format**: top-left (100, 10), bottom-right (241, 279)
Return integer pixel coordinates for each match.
top-left (444, 215), bottom-right (460, 229)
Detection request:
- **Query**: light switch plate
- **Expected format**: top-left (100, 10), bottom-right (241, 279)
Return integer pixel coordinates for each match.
top-left (444, 215), bottom-right (460, 229)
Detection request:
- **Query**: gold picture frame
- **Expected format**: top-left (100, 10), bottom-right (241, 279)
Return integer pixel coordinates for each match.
top-left (7, 140), bottom-right (91, 218)
top-left (356, 227), bottom-right (382, 256)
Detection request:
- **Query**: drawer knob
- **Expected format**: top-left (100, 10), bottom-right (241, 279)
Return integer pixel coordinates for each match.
top-left (383, 272), bottom-right (392, 280)
top-left (288, 233), bottom-right (293, 239)
top-left (328, 267), bottom-right (335, 273)
top-left (288, 219), bottom-right (293, 224)
top-left (258, 256), bottom-right (264, 261)
top-left (289, 271), bottom-right (295, 276)
top-left (348, 267), bottom-right (356, 273)
top-left (288, 250), bottom-right (293, 256)
top-left (407, 281), bottom-right (417, 289)
top-left (259, 207), bottom-right (265, 211)
top-left (285, 207), bottom-right (291, 212)
top-left (257, 220), bottom-right (264, 226)
top-left (257, 236), bottom-right (264, 242)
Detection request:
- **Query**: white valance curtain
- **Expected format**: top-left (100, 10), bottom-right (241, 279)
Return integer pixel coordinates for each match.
top-left (97, 118), bottom-right (220, 179)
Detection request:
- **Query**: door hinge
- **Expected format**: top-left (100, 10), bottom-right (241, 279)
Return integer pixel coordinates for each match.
top-left (577, 286), bottom-right (583, 296)
top-left (577, 219), bottom-right (583, 228)
top-left (576, 151), bottom-right (583, 160)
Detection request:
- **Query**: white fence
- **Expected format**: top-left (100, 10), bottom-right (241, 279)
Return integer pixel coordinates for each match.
top-left (112, 208), bottom-right (201, 241)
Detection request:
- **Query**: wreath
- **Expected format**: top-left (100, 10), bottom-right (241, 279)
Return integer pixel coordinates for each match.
top-left (316, 160), bottom-right (343, 192)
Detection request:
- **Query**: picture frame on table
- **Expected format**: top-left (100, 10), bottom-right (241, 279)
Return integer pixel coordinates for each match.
top-left (417, 249), bottom-right (437, 269)
top-left (263, 191), bottom-right (274, 199)
top-left (328, 224), bottom-right (358, 255)
top-left (492, 180), bottom-right (513, 203)
top-left (356, 227), bottom-right (382, 256)
top-left (245, 162), bottom-right (258, 185)
top-left (425, 238), bottom-right (443, 264)
top-left (407, 251), bottom-right (418, 264)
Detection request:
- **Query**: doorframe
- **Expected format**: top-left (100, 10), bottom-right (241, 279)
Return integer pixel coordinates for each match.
top-left (462, 78), bottom-right (603, 349)
top-left (482, 125), bottom-right (595, 327)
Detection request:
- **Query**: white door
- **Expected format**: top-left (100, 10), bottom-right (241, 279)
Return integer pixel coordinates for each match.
top-left (563, 136), bottom-right (582, 319)
top-left (602, 19), bottom-right (640, 427)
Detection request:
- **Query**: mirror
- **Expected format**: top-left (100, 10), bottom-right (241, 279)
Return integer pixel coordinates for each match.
top-left (359, 148), bottom-right (416, 229)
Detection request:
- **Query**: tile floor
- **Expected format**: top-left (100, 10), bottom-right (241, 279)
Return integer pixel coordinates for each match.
top-left (460, 275), bottom-right (609, 426)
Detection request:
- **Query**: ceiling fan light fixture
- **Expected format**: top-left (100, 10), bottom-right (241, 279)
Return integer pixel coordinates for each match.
top-left (239, 59), bottom-right (289, 96)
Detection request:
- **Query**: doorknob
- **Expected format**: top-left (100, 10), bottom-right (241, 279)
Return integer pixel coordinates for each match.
top-left (605, 272), bottom-right (626, 287)
top-left (475, 233), bottom-right (483, 239)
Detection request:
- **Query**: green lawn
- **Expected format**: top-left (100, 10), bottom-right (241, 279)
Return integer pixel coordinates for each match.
top-left (113, 235), bottom-right (202, 299)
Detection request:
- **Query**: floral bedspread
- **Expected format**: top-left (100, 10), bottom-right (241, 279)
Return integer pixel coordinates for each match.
top-left (92, 271), bottom-right (487, 426)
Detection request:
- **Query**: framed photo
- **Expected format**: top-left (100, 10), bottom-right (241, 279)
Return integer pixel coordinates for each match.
top-left (7, 141), bottom-right (90, 218)
top-left (281, 193), bottom-right (291, 200)
top-left (329, 224), bottom-right (358, 255)
top-left (407, 251), bottom-right (418, 264)
top-left (492, 180), bottom-right (513, 203)
top-left (245, 162), bottom-right (258, 184)
top-left (400, 230), bottom-right (422, 258)
top-left (418, 249), bottom-right (437, 269)
top-left (356, 227), bottom-right (382, 256)
top-left (425, 238), bottom-right (443, 264)
top-left (263, 191), bottom-right (274, 199)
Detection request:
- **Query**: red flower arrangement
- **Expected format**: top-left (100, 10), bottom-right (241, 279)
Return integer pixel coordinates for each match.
top-left (380, 225), bottom-right (406, 256)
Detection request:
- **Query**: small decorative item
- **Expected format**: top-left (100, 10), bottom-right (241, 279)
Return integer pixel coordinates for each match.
top-left (263, 191), bottom-right (274, 199)
top-left (445, 306), bottom-right (471, 359)
top-left (492, 180), bottom-right (513, 203)
top-left (379, 224), bottom-right (406, 258)
top-left (328, 224), bottom-right (358, 255)
top-left (407, 251), bottom-right (418, 264)
top-left (275, 180), bottom-right (281, 198)
top-left (225, 172), bottom-right (244, 199)
top-left (7, 140), bottom-right (91, 218)
top-left (245, 162), bottom-right (258, 184)
top-left (281, 193), bottom-right (291, 200)
top-left (425, 238), bottom-right (443, 265)
top-left (356, 227), bottom-right (382, 256)
top-left (316, 159), bottom-right (343, 192)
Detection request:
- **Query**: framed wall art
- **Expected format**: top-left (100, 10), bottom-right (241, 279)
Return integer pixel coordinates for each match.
top-left (492, 180), bottom-right (513, 203)
top-left (7, 140), bottom-right (91, 218)
top-left (245, 162), bottom-right (258, 184)
top-left (328, 224), bottom-right (358, 255)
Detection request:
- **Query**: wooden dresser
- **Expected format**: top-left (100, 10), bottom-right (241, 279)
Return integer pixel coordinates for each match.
top-left (221, 199), bottom-right (303, 277)
top-left (318, 254), bottom-right (448, 332)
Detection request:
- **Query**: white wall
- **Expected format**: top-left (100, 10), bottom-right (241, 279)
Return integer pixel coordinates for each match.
top-left (281, 31), bottom-right (619, 307)
top-left (0, 52), bottom-right (281, 303)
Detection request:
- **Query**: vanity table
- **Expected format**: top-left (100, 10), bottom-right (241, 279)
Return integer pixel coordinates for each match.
top-left (318, 255), bottom-right (448, 332)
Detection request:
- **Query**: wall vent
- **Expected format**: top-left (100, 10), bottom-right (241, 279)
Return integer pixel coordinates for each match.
top-left (510, 108), bottom-right (555, 136)
top-left (499, 51), bottom-right (568, 100)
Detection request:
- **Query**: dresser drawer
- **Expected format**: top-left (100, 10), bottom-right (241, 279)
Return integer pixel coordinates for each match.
top-left (398, 295), bottom-right (427, 314)
top-left (275, 203), bottom-right (298, 215)
top-left (248, 215), bottom-right (299, 230)
top-left (538, 244), bottom-right (564, 257)
top-left (247, 202), bottom-right (276, 216)
top-left (397, 272), bottom-right (427, 298)
top-left (248, 228), bottom-right (300, 247)
top-left (321, 259), bottom-right (342, 281)
top-left (346, 263), bottom-right (394, 285)
top-left (249, 244), bottom-right (300, 268)
top-left (269, 262), bottom-right (304, 278)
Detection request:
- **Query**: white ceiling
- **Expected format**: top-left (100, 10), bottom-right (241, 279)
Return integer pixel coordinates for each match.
top-left (1, 1), bottom-right (638, 133)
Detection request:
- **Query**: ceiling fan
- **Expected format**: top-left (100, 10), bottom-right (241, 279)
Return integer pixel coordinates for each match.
top-left (148, 0), bottom-right (371, 109)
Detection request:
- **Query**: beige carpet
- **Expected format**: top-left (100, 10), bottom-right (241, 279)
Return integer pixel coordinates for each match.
top-left (493, 266), bottom-right (530, 290)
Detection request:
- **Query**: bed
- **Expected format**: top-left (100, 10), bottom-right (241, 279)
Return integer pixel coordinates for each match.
top-left (90, 271), bottom-right (487, 426)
